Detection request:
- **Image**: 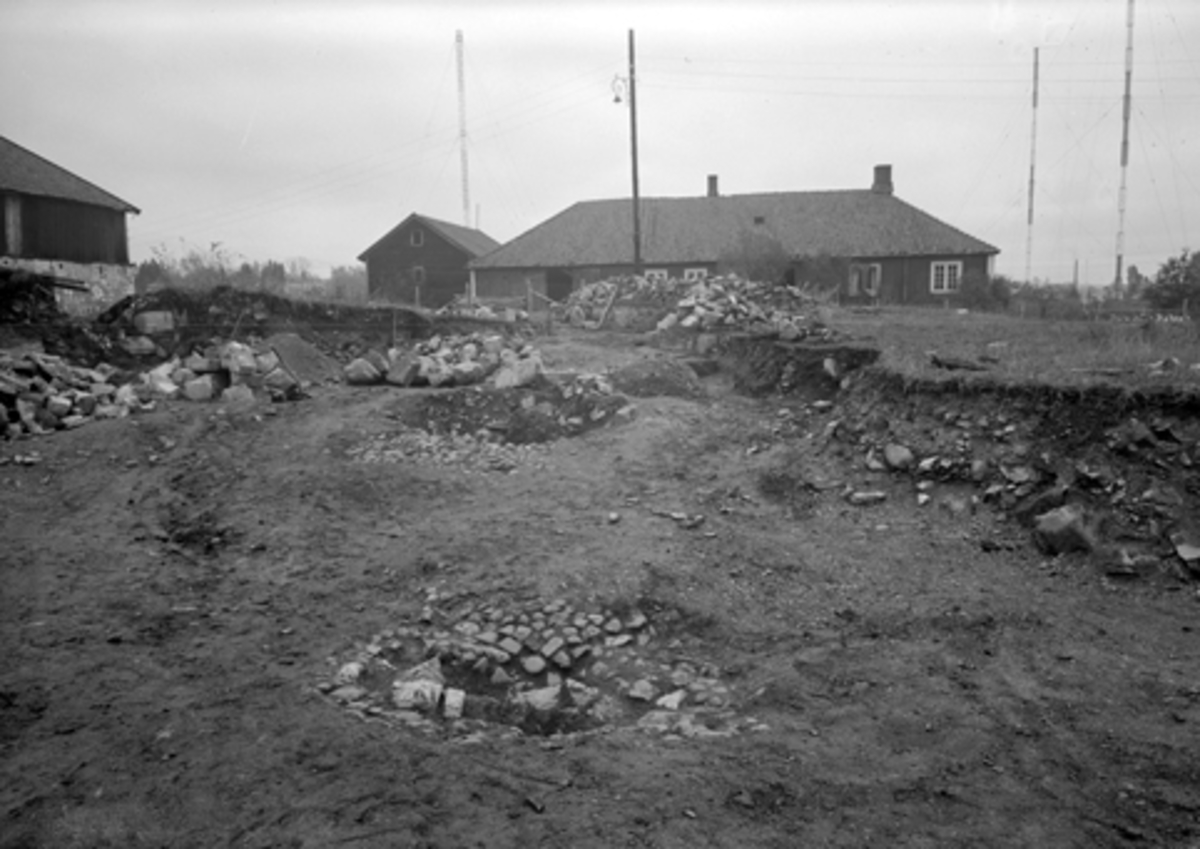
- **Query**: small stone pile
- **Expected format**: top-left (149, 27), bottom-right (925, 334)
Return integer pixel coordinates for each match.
top-left (1, 350), bottom-right (137, 437)
top-left (320, 595), bottom-right (765, 740)
top-left (135, 340), bottom-right (302, 404)
top-left (344, 333), bottom-right (544, 390)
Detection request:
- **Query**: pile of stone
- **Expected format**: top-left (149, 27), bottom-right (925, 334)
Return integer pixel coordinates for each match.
top-left (1, 350), bottom-right (138, 437)
top-left (561, 275), bottom-right (694, 326)
top-left (343, 333), bottom-right (544, 390)
top-left (349, 427), bottom-right (549, 475)
top-left (320, 594), bottom-right (766, 740)
top-left (134, 340), bottom-right (302, 404)
top-left (654, 275), bottom-right (837, 340)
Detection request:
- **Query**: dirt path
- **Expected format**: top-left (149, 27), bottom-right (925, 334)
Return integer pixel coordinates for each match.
top-left (3, 333), bottom-right (1199, 848)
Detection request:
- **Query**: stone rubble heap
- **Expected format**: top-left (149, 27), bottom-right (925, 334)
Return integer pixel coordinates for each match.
top-left (560, 273), bottom-right (841, 340)
top-left (133, 340), bottom-right (303, 404)
top-left (320, 594), bottom-right (766, 741)
top-left (1, 337), bottom-right (310, 438)
top-left (344, 333), bottom-right (544, 390)
top-left (653, 275), bottom-right (840, 341)
top-left (1, 350), bottom-right (135, 437)
top-left (561, 275), bottom-right (694, 326)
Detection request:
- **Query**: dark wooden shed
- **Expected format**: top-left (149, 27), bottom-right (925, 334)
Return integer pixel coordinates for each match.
top-left (0, 135), bottom-right (139, 267)
top-left (357, 213), bottom-right (499, 309)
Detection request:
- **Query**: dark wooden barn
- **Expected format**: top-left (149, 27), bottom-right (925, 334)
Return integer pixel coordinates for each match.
top-left (0, 135), bottom-right (139, 268)
top-left (357, 213), bottom-right (499, 309)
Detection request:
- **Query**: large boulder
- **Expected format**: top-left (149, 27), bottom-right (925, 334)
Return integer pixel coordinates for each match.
top-left (494, 355), bottom-right (543, 389)
top-left (344, 357), bottom-right (383, 386)
top-left (385, 349), bottom-right (421, 386)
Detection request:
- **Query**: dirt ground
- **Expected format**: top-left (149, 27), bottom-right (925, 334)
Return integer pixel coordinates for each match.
top-left (3, 328), bottom-right (1199, 848)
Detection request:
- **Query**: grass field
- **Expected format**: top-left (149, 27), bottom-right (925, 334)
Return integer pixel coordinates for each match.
top-left (827, 306), bottom-right (1200, 390)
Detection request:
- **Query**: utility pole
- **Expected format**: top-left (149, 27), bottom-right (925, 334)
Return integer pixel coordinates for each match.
top-left (456, 30), bottom-right (471, 228)
top-left (1114, 0), bottom-right (1135, 293)
top-left (628, 29), bottom-right (642, 271)
top-left (1024, 47), bottom-right (1039, 286)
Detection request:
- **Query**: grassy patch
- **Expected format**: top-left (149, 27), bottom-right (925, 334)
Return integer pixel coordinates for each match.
top-left (828, 306), bottom-right (1200, 389)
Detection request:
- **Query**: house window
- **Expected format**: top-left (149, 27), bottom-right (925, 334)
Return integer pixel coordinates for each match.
top-left (683, 268), bottom-right (708, 282)
top-left (410, 228), bottom-right (424, 247)
top-left (931, 261), bottom-right (962, 294)
top-left (412, 265), bottom-right (425, 284)
top-left (848, 263), bottom-right (881, 298)
top-left (644, 269), bottom-right (668, 282)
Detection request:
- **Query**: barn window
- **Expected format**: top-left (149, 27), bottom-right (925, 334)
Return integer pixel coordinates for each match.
top-left (683, 268), bottom-right (708, 282)
top-left (410, 228), bottom-right (424, 247)
top-left (644, 269), bottom-right (668, 282)
top-left (930, 261), bottom-right (962, 294)
top-left (412, 265), bottom-right (425, 284)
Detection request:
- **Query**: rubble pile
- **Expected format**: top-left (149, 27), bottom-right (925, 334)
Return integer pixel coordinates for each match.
top-left (130, 339), bottom-right (304, 404)
top-left (653, 275), bottom-right (841, 341)
top-left (320, 594), bottom-right (767, 741)
top-left (343, 333), bottom-right (543, 390)
top-left (561, 273), bottom-right (843, 341)
top-left (829, 382), bottom-right (1200, 579)
top-left (1, 350), bottom-right (137, 437)
top-left (560, 275), bottom-right (695, 327)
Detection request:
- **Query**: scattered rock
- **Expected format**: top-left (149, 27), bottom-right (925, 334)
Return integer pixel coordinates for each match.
top-left (1033, 504), bottom-right (1098, 555)
top-left (883, 443), bottom-right (915, 471)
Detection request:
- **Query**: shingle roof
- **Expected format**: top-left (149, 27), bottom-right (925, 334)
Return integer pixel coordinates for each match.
top-left (0, 135), bottom-right (139, 213)
top-left (471, 190), bottom-right (998, 269)
top-left (358, 213), bottom-right (500, 261)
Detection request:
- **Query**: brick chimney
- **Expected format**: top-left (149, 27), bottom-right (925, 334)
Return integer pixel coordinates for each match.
top-left (707, 174), bottom-right (719, 198)
top-left (872, 164), bottom-right (893, 195)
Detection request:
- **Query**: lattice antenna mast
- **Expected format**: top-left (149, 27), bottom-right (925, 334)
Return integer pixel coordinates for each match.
top-left (456, 30), bottom-right (471, 228)
top-left (1025, 47), bottom-right (1039, 285)
top-left (1114, 0), bottom-right (1135, 291)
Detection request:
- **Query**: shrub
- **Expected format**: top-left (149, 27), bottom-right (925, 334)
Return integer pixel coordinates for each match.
top-left (960, 270), bottom-right (1013, 312)
top-left (1142, 248), bottom-right (1200, 315)
top-left (717, 229), bottom-right (793, 285)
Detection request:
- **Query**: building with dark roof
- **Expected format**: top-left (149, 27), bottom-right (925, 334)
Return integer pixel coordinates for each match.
top-left (358, 213), bottom-right (500, 308)
top-left (470, 165), bottom-right (999, 306)
top-left (1, 135), bottom-right (139, 269)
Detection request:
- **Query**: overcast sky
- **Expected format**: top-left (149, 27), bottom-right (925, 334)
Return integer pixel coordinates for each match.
top-left (3, 0), bottom-right (1198, 286)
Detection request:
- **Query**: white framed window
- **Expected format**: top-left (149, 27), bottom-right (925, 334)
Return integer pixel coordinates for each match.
top-left (412, 265), bottom-right (425, 284)
top-left (410, 228), bottom-right (424, 247)
top-left (683, 268), bottom-right (708, 282)
top-left (849, 263), bottom-right (881, 297)
top-left (931, 261), bottom-right (962, 294)
top-left (644, 269), bottom-right (668, 282)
